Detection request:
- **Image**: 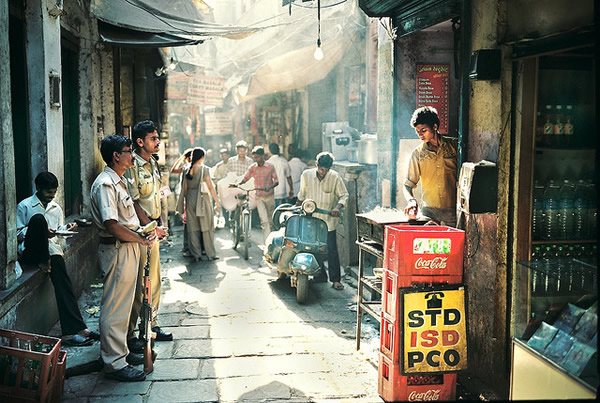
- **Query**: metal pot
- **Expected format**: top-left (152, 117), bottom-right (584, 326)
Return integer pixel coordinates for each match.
top-left (357, 134), bottom-right (377, 164)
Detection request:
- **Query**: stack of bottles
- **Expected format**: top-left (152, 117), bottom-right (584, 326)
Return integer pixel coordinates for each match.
top-left (535, 104), bottom-right (576, 148)
top-left (530, 244), bottom-right (597, 295)
top-left (532, 179), bottom-right (597, 241)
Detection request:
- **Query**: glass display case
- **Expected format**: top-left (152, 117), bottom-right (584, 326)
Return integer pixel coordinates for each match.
top-left (511, 258), bottom-right (598, 400)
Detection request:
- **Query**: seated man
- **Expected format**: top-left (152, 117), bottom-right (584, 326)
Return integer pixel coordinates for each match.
top-left (17, 172), bottom-right (99, 346)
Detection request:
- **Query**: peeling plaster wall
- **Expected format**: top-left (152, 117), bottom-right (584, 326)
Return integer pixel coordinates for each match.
top-left (0, 0), bottom-right (108, 332)
top-left (392, 28), bottom-right (459, 208)
top-left (61, 0), bottom-right (114, 217)
top-left (464, 0), bottom-right (511, 396)
top-left (376, 22), bottom-right (394, 205)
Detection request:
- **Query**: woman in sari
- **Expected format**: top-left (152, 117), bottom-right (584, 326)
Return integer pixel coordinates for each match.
top-left (176, 147), bottom-right (221, 261)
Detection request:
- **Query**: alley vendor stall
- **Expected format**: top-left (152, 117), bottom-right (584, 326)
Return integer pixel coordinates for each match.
top-left (510, 258), bottom-right (598, 400)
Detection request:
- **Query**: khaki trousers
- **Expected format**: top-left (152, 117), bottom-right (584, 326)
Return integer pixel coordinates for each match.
top-left (98, 242), bottom-right (139, 372)
top-left (127, 239), bottom-right (161, 339)
top-left (255, 195), bottom-right (275, 243)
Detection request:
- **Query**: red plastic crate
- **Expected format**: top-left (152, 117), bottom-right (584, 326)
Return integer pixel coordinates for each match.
top-left (380, 313), bottom-right (400, 362)
top-left (0, 329), bottom-right (64, 403)
top-left (384, 225), bottom-right (464, 287)
top-left (378, 353), bottom-right (457, 402)
top-left (381, 269), bottom-right (399, 320)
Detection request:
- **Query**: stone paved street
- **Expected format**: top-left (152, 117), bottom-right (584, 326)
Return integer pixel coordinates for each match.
top-left (57, 223), bottom-right (384, 402)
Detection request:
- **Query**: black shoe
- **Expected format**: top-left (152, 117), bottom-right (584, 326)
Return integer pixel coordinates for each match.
top-left (87, 330), bottom-right (100, 340)
top-left (61, 334), bottom-right (94, 347)
top-left (152, 326), bottom-right (173, 341)
top-left (126, 352), bottom-right (144, 366)
top-left (127, 337), bottom-right (144, 354)
top-left (105, 365), bottom-right (146, 382)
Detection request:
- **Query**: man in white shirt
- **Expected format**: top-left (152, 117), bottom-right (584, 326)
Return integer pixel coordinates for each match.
top-left (297, 152), bottom-right (349, 290)
top-left (17, 172), bottom-right (99, 346)
top-left (267, 143), bottom-right (293, 207)
top-left (288, 148), bottom-right (308, 204)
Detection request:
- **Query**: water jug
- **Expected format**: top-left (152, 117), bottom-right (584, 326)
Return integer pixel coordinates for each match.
top-left (542, 180), bottom-right (560, 240)
top-left (573, 180), bottom-right (588, 239)
top-left (587, 182), bottom-right (597, 239)
top-left (532, 182), bottom-right (545, 240)
top-left (557, 180), bottom-right (575, 240)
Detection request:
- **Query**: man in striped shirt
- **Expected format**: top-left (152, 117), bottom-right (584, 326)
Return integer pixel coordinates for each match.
top-left (297, 152), bottom-right (349, 290)
top-left (226, 140), bottom-right (254, 177)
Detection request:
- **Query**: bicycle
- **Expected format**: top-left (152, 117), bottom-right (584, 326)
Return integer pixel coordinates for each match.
top-left (229, 186), bottom-right (257, 260)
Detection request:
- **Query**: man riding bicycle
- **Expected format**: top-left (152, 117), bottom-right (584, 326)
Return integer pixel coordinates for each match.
top-left (233, 146), bottom-right (278, 243)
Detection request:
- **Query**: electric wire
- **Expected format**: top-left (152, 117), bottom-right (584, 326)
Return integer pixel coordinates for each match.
top-left (291, 0), bottom-right (347, 9)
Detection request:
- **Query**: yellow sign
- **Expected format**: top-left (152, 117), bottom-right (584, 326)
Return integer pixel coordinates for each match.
top-left (402, 288), bottom-right (467, 374)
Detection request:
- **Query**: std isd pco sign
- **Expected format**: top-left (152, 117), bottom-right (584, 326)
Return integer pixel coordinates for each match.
top-left (401, 287), bottom-right (468, 374)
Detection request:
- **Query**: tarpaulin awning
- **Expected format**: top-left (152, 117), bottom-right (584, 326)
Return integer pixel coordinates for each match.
top-left (91, 0), bottom-right (263, 46)
top-left (240, 33), bottom-right (355, 102)
top-left (211, 0), bottom-right (367, 101)
top-left (98, 21), bottom-right (202, 47)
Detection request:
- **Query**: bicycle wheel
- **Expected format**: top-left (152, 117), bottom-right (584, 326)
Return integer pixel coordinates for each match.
top-left (242, 209), bottom-right (250, 260)
top-left (231, 209), bottom-right (240, 249)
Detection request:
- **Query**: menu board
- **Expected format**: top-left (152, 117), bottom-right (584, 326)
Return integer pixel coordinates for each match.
top-left (204, 112), bottom-right (233, 136)
top-left (416, 64), bottom-right (449, 134)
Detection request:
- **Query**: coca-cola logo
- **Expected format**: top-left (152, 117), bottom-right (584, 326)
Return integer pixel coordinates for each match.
top-left (415, 257), bottom-right (448, 270)
top-left (408, 389), bottom-right (442, 401)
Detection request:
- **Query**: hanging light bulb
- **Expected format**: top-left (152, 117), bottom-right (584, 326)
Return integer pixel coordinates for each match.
top-left (169, 57), bottom-right (177, 70)
top-left (313, 0), bottom-right (323, 61)
top-left (313, 39), bottom-right (324, 61)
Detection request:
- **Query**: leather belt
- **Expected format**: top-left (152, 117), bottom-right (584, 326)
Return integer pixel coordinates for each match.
top-left (99, 237), bottom-right (131, 245)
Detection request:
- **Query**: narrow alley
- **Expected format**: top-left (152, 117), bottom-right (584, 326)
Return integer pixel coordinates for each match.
top-left (58, 223), bottom-right (383, 402)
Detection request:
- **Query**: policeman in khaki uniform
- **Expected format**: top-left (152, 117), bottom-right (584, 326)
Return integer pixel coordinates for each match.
top-left (124, 120), bottom-right (171, 354)
top-left (91, 135), bottom-right (156, 382)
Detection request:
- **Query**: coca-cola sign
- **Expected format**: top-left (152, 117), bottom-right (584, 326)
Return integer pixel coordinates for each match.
top-left (408, 389), bottom-right (442, 401)
top-left (415, 256), bottom-right (448, 270)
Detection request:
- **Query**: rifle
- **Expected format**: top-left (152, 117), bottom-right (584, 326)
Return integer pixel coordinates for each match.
top-left (138, 221), bottom-right (157, 374)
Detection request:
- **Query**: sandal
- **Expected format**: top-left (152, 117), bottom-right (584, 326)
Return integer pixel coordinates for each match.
top-left (332, 283), bottom-right (345, 290)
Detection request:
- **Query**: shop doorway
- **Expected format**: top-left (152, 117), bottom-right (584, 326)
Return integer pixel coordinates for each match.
top-left (61, 34), bottom-right (81, 216)
top-left (9, 4), bottom-right (31, 203)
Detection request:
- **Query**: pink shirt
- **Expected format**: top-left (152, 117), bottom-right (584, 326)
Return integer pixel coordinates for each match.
top-left (243, 162), bottom-right (278, 198)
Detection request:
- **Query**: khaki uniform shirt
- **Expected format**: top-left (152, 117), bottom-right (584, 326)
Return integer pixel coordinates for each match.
top-left (298, 168), bottom-right (349, 231)
top-left (124, 153), bottom-right (162, 220)
top-left (91, 166), bottom-right (141, 237)
top-left (405, 136), bottom-right (458, 209)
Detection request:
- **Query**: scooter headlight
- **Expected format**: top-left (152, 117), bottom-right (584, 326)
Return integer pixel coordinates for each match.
top-left (302, 199), bottom-right (317, 214)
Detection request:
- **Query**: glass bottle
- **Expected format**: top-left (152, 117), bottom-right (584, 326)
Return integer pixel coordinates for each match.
top-left (563, 105), bottom-right (574, 147)
top-left (542, 105), bottom-right (554, 146)
top-left (553, 105), bottom-right (564, 147)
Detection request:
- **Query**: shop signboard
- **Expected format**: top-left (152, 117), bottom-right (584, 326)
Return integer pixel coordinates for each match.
top-left (416, 64), bottom-right (449, 134)
top-left (165, 71), bottom-right (189, 100)
top-left (204, 112), bottom-right (233, 136)
top-left (187, 75), bottom-right (225, 107)
top-left (402, 287), bottom-right (467, 374)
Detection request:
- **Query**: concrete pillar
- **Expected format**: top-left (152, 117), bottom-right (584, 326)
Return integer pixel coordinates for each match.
top-left (24, 0), bottom-right (64, 204)
top-left (376, 19), bottom-right (395, 206)
top-left (134, 54), bottom-right (149, 122)
top-left (0, 1), bottom-right (18, 289)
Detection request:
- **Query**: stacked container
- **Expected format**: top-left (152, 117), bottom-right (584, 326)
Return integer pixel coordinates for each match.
top-left (377, 224), bottom-right (465, 402)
